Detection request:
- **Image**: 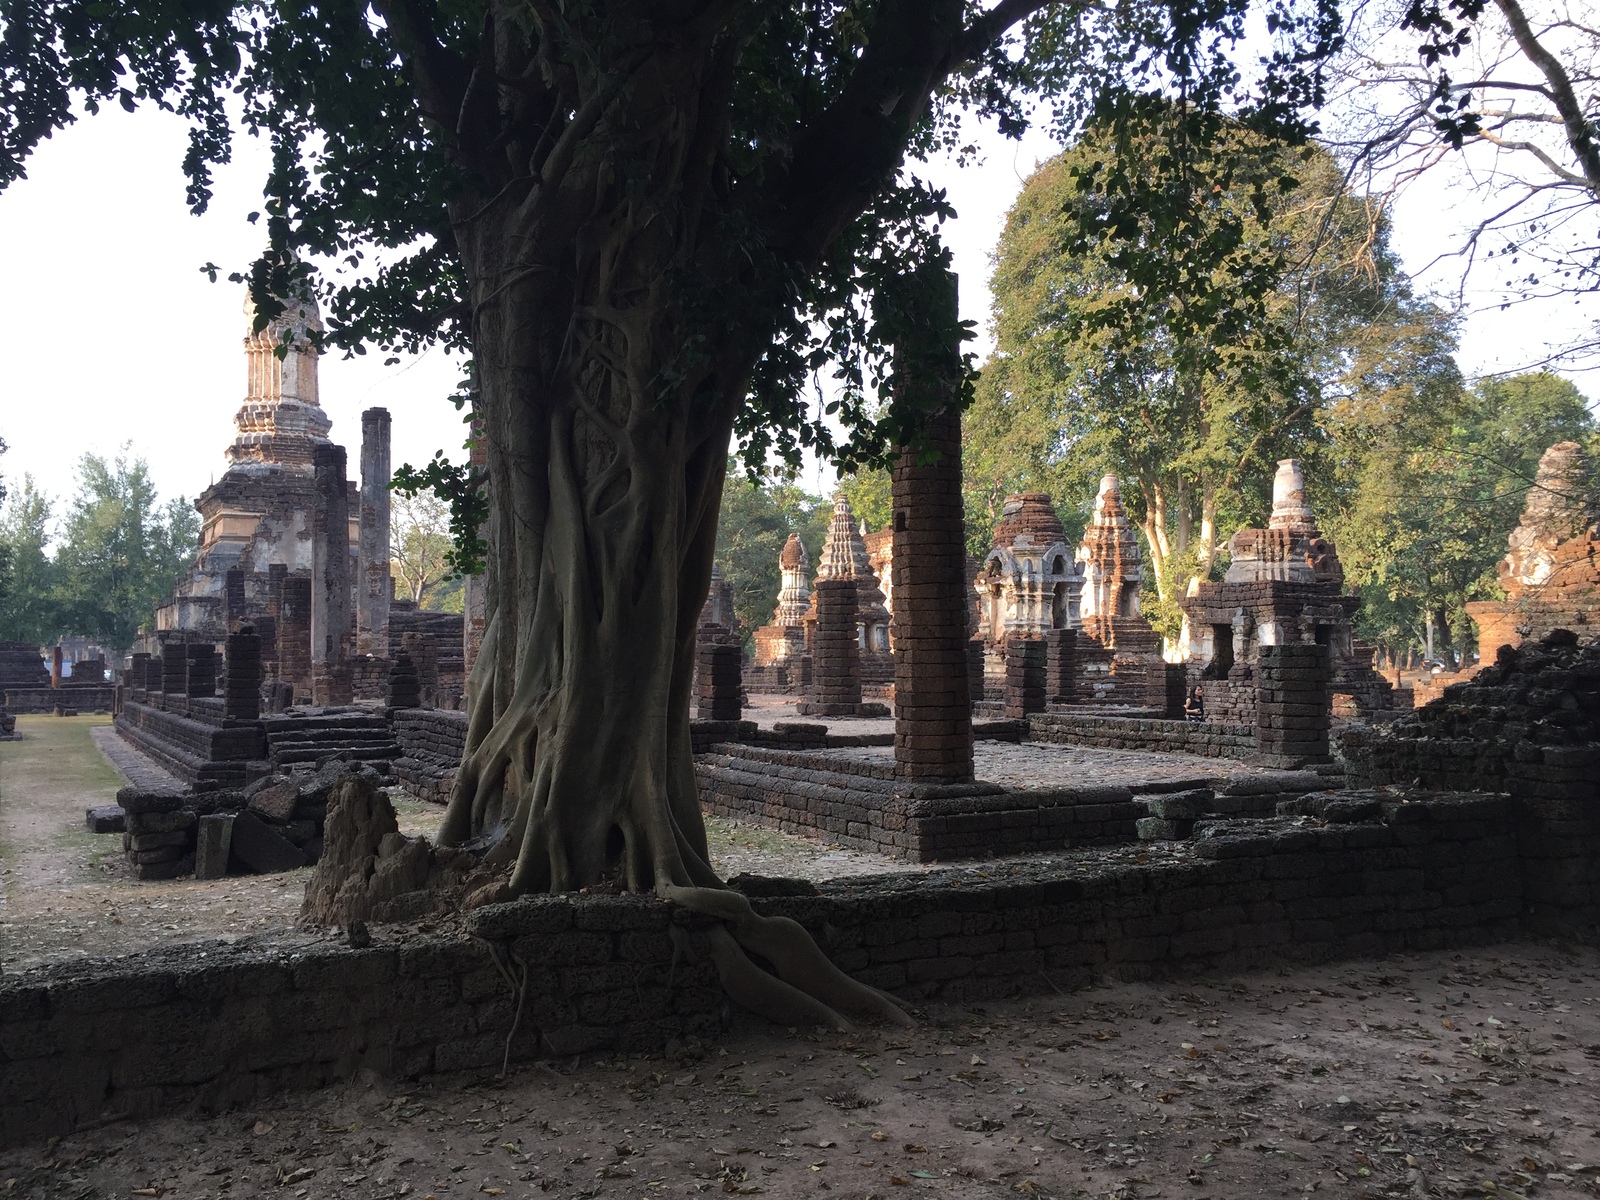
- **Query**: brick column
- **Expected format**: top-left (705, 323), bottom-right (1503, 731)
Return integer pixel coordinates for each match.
top-left (1255, 644), bottom-right (1332, 765)
top-left (1148, 661), bottom-right (1185, 718)
top-left (224, 624), bottom-right (263, 721)
top-left (1003, 635), bottom-right (1047, 719)
top-left (1044, 628), bottom-right (1077, 704)
top-left (357, 407), bottom-right (393, 656)
top-left (811, 578), bottom-right (862, 713)
top-left (184, 644), bottom-right (218, 697)
top-left (51, 645), bottom-right (62, 689)
top-left (224, 566), bottom-right (247, 630)
top-left (967, 637), bottom-right (987, 704)
top-left (696, 641), bottom-right (743, 721)
top-left (277, 576), bottom-right (313, 696)
top-left (130, 652), bottom-right (151, 698)
top-left (401, 631), bottom-right (440, 707)
top-left (890, 408), bottom-right (974, 782)
top-left (311, 442), bottom-right (353, 705)
top-left (159, 639), bottom-right (186, 696)
top-left (387, 649), bottom-right (422, 708)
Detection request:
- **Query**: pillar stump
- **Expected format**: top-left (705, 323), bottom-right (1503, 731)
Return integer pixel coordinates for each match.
top-left (1255, 644), bottom-right (1332, 765)
top-left (1044, 628), bottom-right (1077, 704)
top-left (1002, 635), bottom-right (1047, 720)
top-left (890, 410), bottom-right (974, 782)
top-left (184, 644), bottom-right (218, 698)
top-left (224, 625), bottom-right (263, 721)
top-left (696, 641), bottom-right (744, 721)
top-left (810, 578), bottom-right (862, 714)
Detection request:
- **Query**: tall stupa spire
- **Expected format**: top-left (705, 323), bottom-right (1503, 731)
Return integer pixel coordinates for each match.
top-left (227, 286), bottom-right (332, 472)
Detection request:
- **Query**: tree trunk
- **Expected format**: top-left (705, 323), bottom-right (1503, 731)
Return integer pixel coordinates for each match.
top-left (434, 198), bottom-right (907, 1030)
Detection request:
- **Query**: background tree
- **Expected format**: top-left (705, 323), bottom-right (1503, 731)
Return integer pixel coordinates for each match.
top-left (1329, 0), bottom-right (1600, 367)
top-left (0, 474), bottom-right (61, 646)
top-left (1325, 370), bottom-right (1596, 663)
top-left (972, 122), bottom-right (1441, 638)
top-left (391, 491), bottom-right (456, 605)
top-left (52, 453), bottom-right (199, 655)
top-left (4, 0), bottom-right (1346, 1024)
top-left (714, 468), bottom-right (828, 639)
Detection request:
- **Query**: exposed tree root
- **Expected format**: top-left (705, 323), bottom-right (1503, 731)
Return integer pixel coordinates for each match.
top-left (663, 884), bottom-right (914, 1030)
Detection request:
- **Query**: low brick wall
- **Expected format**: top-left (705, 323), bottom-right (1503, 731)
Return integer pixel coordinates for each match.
top-left (0, 791), bottom-right (1543, 1147)
top-left (0, 897), bottom-right (722, 1149)
top-left (757, 791), bottom-right (1523, 998)
top-left (695, 744), bottom-right (1141, 860)
top-left (1029, 711), bottom-right (1257, 758)
top-left (115, 701), bottom-right (266, 787)
top-left (3, 685), bottom-right (118, 713)
top-left (391, 707), bottom-right (470, 803)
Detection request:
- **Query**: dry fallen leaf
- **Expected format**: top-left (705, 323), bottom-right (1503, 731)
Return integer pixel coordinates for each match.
top-left (871, 1132), bottom-right (889, 1142)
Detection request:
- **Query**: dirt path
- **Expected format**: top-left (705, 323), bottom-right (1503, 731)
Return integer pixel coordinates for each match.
top-left (6, 943), bottom-right (1598, 1198)
top-left (0, 717), bottom-right (360, 971)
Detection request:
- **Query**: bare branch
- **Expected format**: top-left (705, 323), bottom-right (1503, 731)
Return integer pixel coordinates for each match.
top-left (1494, 0), bottom-right (1600, 189)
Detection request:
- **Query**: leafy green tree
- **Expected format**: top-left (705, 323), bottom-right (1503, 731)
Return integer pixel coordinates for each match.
top-left (4, 0), bottom-right (1348, 1019)
top-left (0, 474), bottom-right (61, 646)
top-left (973, 120), bottom-right (1438, 640)
top-left (1326, 371), bottom-right (1596, 663)
top-left (52, 453), bottom-right (199, 655)
top-left (391, 491), bottom-right (456, 604)
top-left (715, 468), bottom-right (828, 639)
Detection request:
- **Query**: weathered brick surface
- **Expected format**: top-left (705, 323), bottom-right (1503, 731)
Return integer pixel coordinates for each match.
top-left (1340, 631), bottom-right (1600, 937)
top-left (0, 790), bottom-right (1580, 1147)
top-left (695, 743), bottom-right (1139, 859)
top-left (1029, 711), bottom-right (1257, 759)
top-left (752, 791), bottom-right (1524, 1002)
top-left (390, 707), bottom-right (469, 803)
top-left (0, 897), bottom-right (721, 1148)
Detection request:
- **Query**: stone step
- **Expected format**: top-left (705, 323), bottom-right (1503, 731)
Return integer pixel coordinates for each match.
top-left (271, 746), bottom-right (400, 765)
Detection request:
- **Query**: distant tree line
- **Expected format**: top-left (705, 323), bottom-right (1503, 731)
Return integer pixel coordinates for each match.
top-left (0, 448), bottom-right (200, 655)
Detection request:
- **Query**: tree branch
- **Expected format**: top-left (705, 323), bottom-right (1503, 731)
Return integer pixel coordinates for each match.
top-left (760, 0), bottom-right (1049, 267)
top-left (371, 0), bottom-right (474, 148)
top-left (1493, 0), bottom-right (1600, 192)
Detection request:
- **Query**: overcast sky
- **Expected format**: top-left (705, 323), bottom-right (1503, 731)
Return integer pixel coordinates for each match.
top-left (0, 93), bottom-right (1593, 521)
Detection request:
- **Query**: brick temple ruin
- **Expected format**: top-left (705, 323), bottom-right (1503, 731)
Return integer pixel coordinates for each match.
top-left (4, 272), bottom-right (1597, 1146)
top-left (86, 287), bottom-right (478, 876)
top-left (1177, 459), bottom-right (1399, 721)
top-left (11, 323), bottom-right (1600, 1149)
top-left (1467, 440), bottom-right (1600, 652)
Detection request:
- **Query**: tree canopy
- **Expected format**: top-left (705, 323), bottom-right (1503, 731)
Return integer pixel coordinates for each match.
top-left (1324, 370), bottom-right (1598, 662)
top-left (970, 117), bottom-right (1460, 638)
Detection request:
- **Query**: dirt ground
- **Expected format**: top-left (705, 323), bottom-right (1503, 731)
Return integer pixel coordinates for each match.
top-left (0, 717), bottom-right (913, 972)
top-left (4, 942), bottom-right (1597, 1199)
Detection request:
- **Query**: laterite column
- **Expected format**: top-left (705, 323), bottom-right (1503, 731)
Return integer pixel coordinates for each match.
top-left (811, 578), bottom-right (862, 714)
top-left (889, 265), bottom-right (974, 783)
top-left (891, 407), bottom-right (974, 782)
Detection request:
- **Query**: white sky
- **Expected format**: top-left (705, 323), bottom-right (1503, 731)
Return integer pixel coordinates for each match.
top-left (0, 81), bottom-right (1593, 522)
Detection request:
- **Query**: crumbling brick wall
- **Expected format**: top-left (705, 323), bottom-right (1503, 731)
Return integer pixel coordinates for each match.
top-left (1340, 630), bottom-right (1600, 938)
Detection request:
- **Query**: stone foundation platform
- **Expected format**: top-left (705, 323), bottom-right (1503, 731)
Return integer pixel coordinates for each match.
top-left (1029, 711), bottom-right (1257, 759)
top-left (695, 743), bottom-right (1144, 859)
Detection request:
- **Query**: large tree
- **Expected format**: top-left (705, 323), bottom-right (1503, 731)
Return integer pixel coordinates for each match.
top-left (1325, 370), bottom-right (1596, 663)
top-left (972, 123), bottom-right (1449, 636)
top-left (52, 453), bottom-right (200, 655)
top-left (1329, 0), bottom-right (1600, 367)
top-left (0, 473), bottom-right (61, 647)
top-left (2, 0), bottom-right (1344, 1023)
